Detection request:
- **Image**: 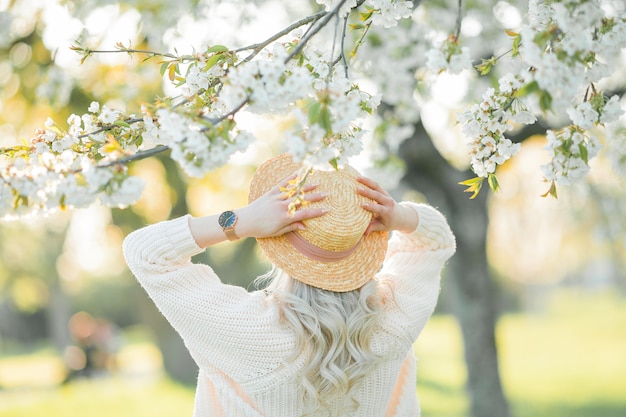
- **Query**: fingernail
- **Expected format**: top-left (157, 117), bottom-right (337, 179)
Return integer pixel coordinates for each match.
top-left (297, 224), bottom-right (306, 230)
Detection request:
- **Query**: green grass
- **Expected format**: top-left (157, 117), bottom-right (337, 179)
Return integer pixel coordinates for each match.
top-left (1, 290), bottom-right (625, 417)
top-left (0, 378), bottom-right (194, 417)
top-left (414, 290), bottom-right (626, 417)
top-left (415, 315), bottom-right (468, 417)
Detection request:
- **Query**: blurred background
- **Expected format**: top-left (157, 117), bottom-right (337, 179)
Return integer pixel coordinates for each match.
top-left (1, 1), bottom-right (625, 417)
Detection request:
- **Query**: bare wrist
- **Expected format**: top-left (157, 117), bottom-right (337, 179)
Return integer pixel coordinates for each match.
top-left (396, 202), bottom-right (419, 233)
top-left (232, 207), bottom-right (253, 239)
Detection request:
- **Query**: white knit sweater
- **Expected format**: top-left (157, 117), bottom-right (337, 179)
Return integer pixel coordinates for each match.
top-left (123, 202), bottom-right (456, 417)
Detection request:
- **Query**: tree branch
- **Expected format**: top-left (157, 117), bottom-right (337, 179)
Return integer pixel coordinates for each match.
top-left (72, 1), bottom-right (371, 173)
top-left (235, 10), bottom-right (327, 63)
top-left (284, 0), bottom-right (351, 63)
top-left (77, 117), bottom-right (143, 140)
top-left (454, 0), bottom-right (463, 40)
top-left (96, 145), bottom-right (170, 168)
top-left (200, 98), bottom-right (249, 131)
top-left (340, 14), bottom-right (350, 78)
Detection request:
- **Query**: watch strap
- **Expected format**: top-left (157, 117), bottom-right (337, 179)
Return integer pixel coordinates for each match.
top-left (224, 227), bottom-right (239, 241)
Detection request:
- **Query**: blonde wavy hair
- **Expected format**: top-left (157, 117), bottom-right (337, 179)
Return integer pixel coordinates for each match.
top-left (257, 268), bottom-right (386, 415)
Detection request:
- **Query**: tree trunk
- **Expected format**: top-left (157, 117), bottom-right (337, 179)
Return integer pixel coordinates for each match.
top-left (115, 155), bottom-right (199, 386)
top-left (46, 282), bottom-right (72, 351)
top-left (140, 295), bottom-right (198, 385)
top-left (399, 123), bottom-right (510, 417)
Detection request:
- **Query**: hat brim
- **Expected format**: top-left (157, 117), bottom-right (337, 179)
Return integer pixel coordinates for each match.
top-left (248, 154), bottom-right (388, 292)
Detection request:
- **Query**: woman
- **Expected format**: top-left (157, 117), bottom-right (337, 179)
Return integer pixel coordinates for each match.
top-left (123, 154), bottom-right (456, 416)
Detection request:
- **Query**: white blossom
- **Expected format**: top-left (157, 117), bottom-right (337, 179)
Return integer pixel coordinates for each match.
top-left (369, 0), bottom-right (413, 28)
top-left (82, 162), bottom-right (114, 193)
top-left (528, 0), bottom-right (552, 29)
top-left (567, 102), bottom-right (599, 130)
top-left (457, 75), bottom-right (532, 178)
top-left (88, 101), bottom-right (100, 113)
top-left (98, 106), bottom-right (120, 124)
top-left (600, 95), bottom-right (624, 124)
top-left (61, 175), bottom-right (97, 208)
top-left (316, 0), bottom-right (357, 17)
top-left (99, 176), bottom-right (145, 208)
top-left (51, 135), bottom-right (73, 153)
top-left (541, 127), bottom-right (601, 185)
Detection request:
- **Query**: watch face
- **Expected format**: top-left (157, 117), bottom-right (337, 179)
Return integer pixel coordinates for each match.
top-left (218, 210), bottom-right (237, 228)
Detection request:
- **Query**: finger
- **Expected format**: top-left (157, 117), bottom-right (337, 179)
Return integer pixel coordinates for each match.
top-left (275, 174), bottom-right (298, 196)
top-left (302, 191), bottom-right (326, 203)
top-left (364, 220), bottom-right (385, 235)
top-left (278, 173), bottom-right (298, 187)
top-left (359, 187), bottom-right (394, 207)
top-left (357, 176), bottom-right (385, 193)
top-left (290, 207), bottom-right (328, 223)
top-left (362, 201), bottom-right (385, 216)
top-left (275, 222), bottom-right (306, 236)
top-left (301, 183), bottom-right (319, 193)
top-left (358, 186), bottom-right (382, 201)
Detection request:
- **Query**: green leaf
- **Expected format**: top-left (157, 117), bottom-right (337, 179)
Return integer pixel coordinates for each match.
top-left (458, 177), bottom-right (484, 199)
top-left (475, 57), bottom-right (497, 75)
top-left (360, 10), bottom-right (373, 21)
top-left (579, 143), bottom-right (589, 164)
top-left (514, 80), bottom-right (539, 98)
top-left (207, 45), bottom-right (229, 53)
top-left (113, 120), bottom-right (130, 128)
top-left (512, 34), bottom-right (522, 57)
top-left (533, 30), bottom-right (554, 48)
top-left (487, 173), bottom-right (500, 192)
top-left (160, 61), bottom-right (170, 77)
top-left (541, 181), bottom-right (558, 198)
top-left (319, 106), bottom-right (332, 134)
top-left (308, 102), bottom-right (321, 125)
top-left (539, 90), bottom-right (553, 113)
top-left (204, 53), bottom-right (223, 71)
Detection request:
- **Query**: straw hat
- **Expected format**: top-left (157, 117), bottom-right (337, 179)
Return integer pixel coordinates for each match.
top-left (248, 154), bottom-right (388, 292)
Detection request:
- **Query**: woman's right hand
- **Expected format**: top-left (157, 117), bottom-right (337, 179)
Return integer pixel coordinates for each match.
top-left (236, 176), bottom-right (328, 239)
top-left (357, 176), bottom-right (419, 235)
top-left (189, 177), bottom-right (327, 248)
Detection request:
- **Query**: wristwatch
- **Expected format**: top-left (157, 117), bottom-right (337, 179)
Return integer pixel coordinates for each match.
top-left (218, 210), bottom-right (240, 241)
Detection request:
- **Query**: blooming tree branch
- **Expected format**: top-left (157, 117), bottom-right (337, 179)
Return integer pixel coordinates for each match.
top-left (1, 0), bottom-right (626, 220)
top-left (0, 0), bottom-right (397, 219)
top-left (438, 0), bottom-right (626, 197)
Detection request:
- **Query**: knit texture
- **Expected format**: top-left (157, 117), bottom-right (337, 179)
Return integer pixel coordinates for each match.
top-left (123, 202), bottom-right (456, 416)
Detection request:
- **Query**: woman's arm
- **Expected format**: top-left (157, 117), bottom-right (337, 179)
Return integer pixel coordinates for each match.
top-left (358, 176), bottom-right (456, 342)
top-left (188, 177), bottom-right (328, 248)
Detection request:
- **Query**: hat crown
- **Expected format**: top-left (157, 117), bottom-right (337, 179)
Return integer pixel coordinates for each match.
top-left (298, 166), bottom-right (371, 251)
top-left (249, 154), bottom-right (388, 292)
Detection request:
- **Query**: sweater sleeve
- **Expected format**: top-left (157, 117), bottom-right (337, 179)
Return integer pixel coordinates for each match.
top-left (122, 216), bottom-right (291, 383)
top-left (379, 202), bottom-right (456, 342)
